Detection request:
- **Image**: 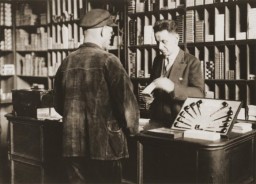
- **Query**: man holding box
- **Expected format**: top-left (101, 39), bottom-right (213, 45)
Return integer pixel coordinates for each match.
top-left (143, 19), bottom-right (205, 128)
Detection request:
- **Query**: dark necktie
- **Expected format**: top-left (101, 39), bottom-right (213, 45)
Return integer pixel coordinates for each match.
top-left (163, 57), bottom-right (169, 75)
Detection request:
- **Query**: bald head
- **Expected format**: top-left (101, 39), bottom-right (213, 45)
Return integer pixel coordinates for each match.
top-left (83, 26), bottom-right (113, 50)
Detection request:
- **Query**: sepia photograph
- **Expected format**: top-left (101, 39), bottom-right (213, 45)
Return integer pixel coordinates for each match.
top-left (1, 0), bottom-right (256, 183)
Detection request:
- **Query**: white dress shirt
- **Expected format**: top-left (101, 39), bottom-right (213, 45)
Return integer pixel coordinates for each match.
top-left (165, 47), bottom-right (180, 72)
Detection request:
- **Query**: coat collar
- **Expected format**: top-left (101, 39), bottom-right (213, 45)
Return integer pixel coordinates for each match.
top-left (168, 50), bottom-right (187, 82)
top-left (79, 42), bottom-right (103, 50)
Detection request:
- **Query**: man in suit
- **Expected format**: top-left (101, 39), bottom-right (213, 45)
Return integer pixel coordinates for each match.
top-left (143, 19), bottom-right (205, 128)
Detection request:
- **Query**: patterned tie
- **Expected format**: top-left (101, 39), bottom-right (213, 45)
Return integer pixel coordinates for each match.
top-left (163, 57), bottom-right (169, 75)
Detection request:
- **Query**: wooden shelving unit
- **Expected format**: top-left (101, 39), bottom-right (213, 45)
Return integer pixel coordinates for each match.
top-left (0, 0), bottom-right (15, 149)
top-left (0, 0), bottom-right (126, 143)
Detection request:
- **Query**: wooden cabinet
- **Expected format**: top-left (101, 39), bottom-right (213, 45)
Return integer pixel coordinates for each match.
top-left (137, 125), bottom-right (256, 184)
top-left (1, 1), bottom-right (15, 148)
top-left (5, 114), bottom-right (66, 184)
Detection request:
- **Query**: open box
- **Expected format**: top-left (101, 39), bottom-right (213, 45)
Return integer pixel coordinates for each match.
top-left (171, 97), bottom-right (242, 139)
top-left (145, 98), bottom-right (243, 140)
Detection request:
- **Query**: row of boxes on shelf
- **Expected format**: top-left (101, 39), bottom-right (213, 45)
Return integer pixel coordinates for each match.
top-left (0, 57), bottom-right (15, 75)
top-left (48, 23), bottom-right (84, 49)
top-left (200, 61), bottom-right (256, 80)
top-left (1, 53), bottom-right (62, 77)
top-left (3, 2), bottom-right (82, 26)
top-left (16, 53), bottom-right (47, 77)
top-left (201, 52), bottom-right (236, 80)
top-left (16, 24), bottom-right (84, 51)
top-left (2, 0), bottom-right (84, 26)
top-left (128, 13), bottom-right (184, 46)
top-left (0, 3), bottom-right (12, 26)
top-left (16, 25), bottom-right (121, 51)
top-left (128, 46), bottom-right (256, 80)
top-left (128, 2), bottom-right (256, 46)
top-left (186, 0), bottom-right (246, 7)
top-left (16, 3), bottom-right (47, 26)
top-left (51, 0), bottom-right (84, 23)
top-left (0, 64), bottom-right (15, 76)
top-left (16, 28), bottom-right (48, 51)
top-left (128, 0), bottom-right (185, 13)
top-left (128, 0), bottom-right (248, 14)
top-left (17, 51), bottom-right (69, 77)
top-left (0, 89), bottom-right (12, 102)
top-left (0, 28), bottom-right (12, 50)
top-left (1, 2), bottom-right (47, 27)
top-left (2, 52), bottom-right (119, 79)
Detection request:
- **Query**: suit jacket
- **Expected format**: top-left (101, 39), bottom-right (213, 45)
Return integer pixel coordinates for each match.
top-left (149, 49), bottom-right (205, 126)
top-left (54, 43), bottom-right (139, 160)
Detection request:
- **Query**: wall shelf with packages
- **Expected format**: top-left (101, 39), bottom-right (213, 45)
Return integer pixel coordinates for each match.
top-left (0, 75), bottom-right (14, 78)
top-left (15, 50), bottom-right (48, 53)
top-left (0, 100), bottom-right (12, 105)
top-left (185, 0), bottom-right (256, 113)
top-left (0, 49), bottom-right (12, 52)
top-left (0, 0), bottom-right (15, 152)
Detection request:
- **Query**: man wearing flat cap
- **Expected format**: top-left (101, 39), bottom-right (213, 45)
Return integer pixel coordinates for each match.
top-left (54, 9), bottom-right (139, 183)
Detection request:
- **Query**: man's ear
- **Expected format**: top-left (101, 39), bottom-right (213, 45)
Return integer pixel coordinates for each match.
top-left (175, 33), bottom-right (179, 42)
top-left (101, 27), bottom-right (104, 37)
top-left (101, 26), bottom-right (107, 37)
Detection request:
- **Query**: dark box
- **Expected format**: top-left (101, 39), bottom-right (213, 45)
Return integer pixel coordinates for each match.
top-left (143, 128), bottom-right (183, 139)
top-left (12, 89), bottom-right (54, 118)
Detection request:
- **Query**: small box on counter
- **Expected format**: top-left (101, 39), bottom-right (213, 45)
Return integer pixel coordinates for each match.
top-left (12, 89), bottom-right (54, 119)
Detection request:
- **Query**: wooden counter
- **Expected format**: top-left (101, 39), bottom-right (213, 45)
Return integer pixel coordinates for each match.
top-left (6, 113), bottom-right (256, 184)
top-left (5, 114), bottom-right (66, 184)
top-left (136, 124), bottom-right (256, 184)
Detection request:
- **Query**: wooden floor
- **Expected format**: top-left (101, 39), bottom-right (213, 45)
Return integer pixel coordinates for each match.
top-left (0, 138), bottom-right (137, 184)
top-left (0, 146), bottom-right (10, 184)
top-left (0, 147), bottom-right (136, 184)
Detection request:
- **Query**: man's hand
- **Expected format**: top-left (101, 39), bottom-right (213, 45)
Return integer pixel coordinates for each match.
top-left (153, 77), bottom-right (174, 93)
top-left (142, 93), bottom-right (154, 104)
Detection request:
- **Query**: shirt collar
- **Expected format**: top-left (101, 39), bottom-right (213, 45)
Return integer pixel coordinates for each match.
top-left (167, 47), bottom-right (180, 61)
top-left (165, 47), bottom-right (180, 70)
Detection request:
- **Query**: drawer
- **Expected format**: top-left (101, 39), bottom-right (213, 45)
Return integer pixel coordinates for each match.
top-left (10, 122), bottom-right (43, 161)
top-left (11, 159), bottom-right (43, 184)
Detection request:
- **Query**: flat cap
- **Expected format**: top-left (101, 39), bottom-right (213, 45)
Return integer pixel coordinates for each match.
top-left (80, 9), bottom-right (117, 29)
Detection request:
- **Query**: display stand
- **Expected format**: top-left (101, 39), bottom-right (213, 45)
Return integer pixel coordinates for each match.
top-left (171, 97), bottom-right (242, 139)
top-left (144, 98), bottom-right (242, 140)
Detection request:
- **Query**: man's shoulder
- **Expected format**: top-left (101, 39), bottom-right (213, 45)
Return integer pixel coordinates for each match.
top-left (71, 46), bottom-right (117, 59)
top-left (104, 52), bottom-right (122, 64)
top-left (183, 51), bottom-right (200, 63)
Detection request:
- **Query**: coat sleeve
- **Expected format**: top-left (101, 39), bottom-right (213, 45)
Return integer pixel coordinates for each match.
top-left (53, 63), bottom-right (64, 116)
top-left (105, 55), bottom-right (140, 135)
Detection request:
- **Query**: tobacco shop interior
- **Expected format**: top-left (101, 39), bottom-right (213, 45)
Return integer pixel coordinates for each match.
top-left (1, 0), bottom-right (256, 183)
